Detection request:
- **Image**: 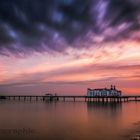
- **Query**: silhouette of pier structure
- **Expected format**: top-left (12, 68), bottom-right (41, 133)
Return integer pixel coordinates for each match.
top-left (0, 95), bottom-right (140, 102)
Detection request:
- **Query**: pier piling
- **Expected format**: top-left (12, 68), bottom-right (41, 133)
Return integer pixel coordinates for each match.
top-left (0, 95), bottom-right (140, 102)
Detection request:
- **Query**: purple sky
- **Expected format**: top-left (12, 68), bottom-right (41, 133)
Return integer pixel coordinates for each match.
top-left (0, 0), bottom-right (140, 95)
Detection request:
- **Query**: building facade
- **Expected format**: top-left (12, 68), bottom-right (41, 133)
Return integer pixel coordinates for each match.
top-left (87, 85), bottom-right (122, 97)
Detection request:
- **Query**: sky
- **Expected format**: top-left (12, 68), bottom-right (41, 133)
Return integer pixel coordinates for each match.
top-left (0, 0), bottom-right (140, 95)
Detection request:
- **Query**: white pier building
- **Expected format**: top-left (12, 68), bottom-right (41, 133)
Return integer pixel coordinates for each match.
top-left (87, 85), bottom-right (122, 97)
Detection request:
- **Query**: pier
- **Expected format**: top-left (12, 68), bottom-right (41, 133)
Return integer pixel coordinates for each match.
top-left (0, 95), bottom-right (140, 102)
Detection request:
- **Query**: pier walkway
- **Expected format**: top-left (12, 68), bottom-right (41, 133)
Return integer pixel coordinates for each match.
top-left (0, 95), bottom-right (140, 102)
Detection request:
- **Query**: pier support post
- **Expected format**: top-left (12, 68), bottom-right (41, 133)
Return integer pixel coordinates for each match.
top-left (36, 96), bottom-right (38, 101)
top-left (127, 97), bottom-right (129, 102)
top-left (102, 98), bottom-right (104, 102)
top-left (124, 98), bottom-right (126, 102)
top-left (106, 98), bottom-right (108, 102)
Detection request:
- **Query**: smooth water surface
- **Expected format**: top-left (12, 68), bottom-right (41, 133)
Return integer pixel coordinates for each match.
top-left (0, 101), bottom-right (140, 140)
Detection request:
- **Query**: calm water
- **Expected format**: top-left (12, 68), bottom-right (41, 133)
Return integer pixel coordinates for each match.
top-left (0, 101), bottom-right (140, 140)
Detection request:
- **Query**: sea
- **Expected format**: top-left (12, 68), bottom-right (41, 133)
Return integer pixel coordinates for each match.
top-left (0, 100), bottom-right (140, 140)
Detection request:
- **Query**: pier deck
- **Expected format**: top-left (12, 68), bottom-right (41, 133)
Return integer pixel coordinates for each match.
top-left (0, 95), bottom-right (140, 102)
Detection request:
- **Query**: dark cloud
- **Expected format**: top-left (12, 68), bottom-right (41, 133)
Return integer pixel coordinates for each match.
top-left (0, 0), bottom-right (139, 55)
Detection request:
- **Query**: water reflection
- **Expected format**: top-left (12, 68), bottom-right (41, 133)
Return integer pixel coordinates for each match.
top-left (87, 102), bottom-right (122, 118)
top-left (0, 101), bottom-right (140, 140)
top-left (86, 102), bottom-right (123, 140)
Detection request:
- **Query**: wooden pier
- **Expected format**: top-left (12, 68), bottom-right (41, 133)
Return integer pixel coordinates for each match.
top-left (0, 95), bottom-right (140, 102)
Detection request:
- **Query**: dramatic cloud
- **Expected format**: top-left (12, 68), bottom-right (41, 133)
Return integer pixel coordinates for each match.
top-left (0, 0), bottom-right (140, 55)
top-left (0, 40), bottom-right (140, 95)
